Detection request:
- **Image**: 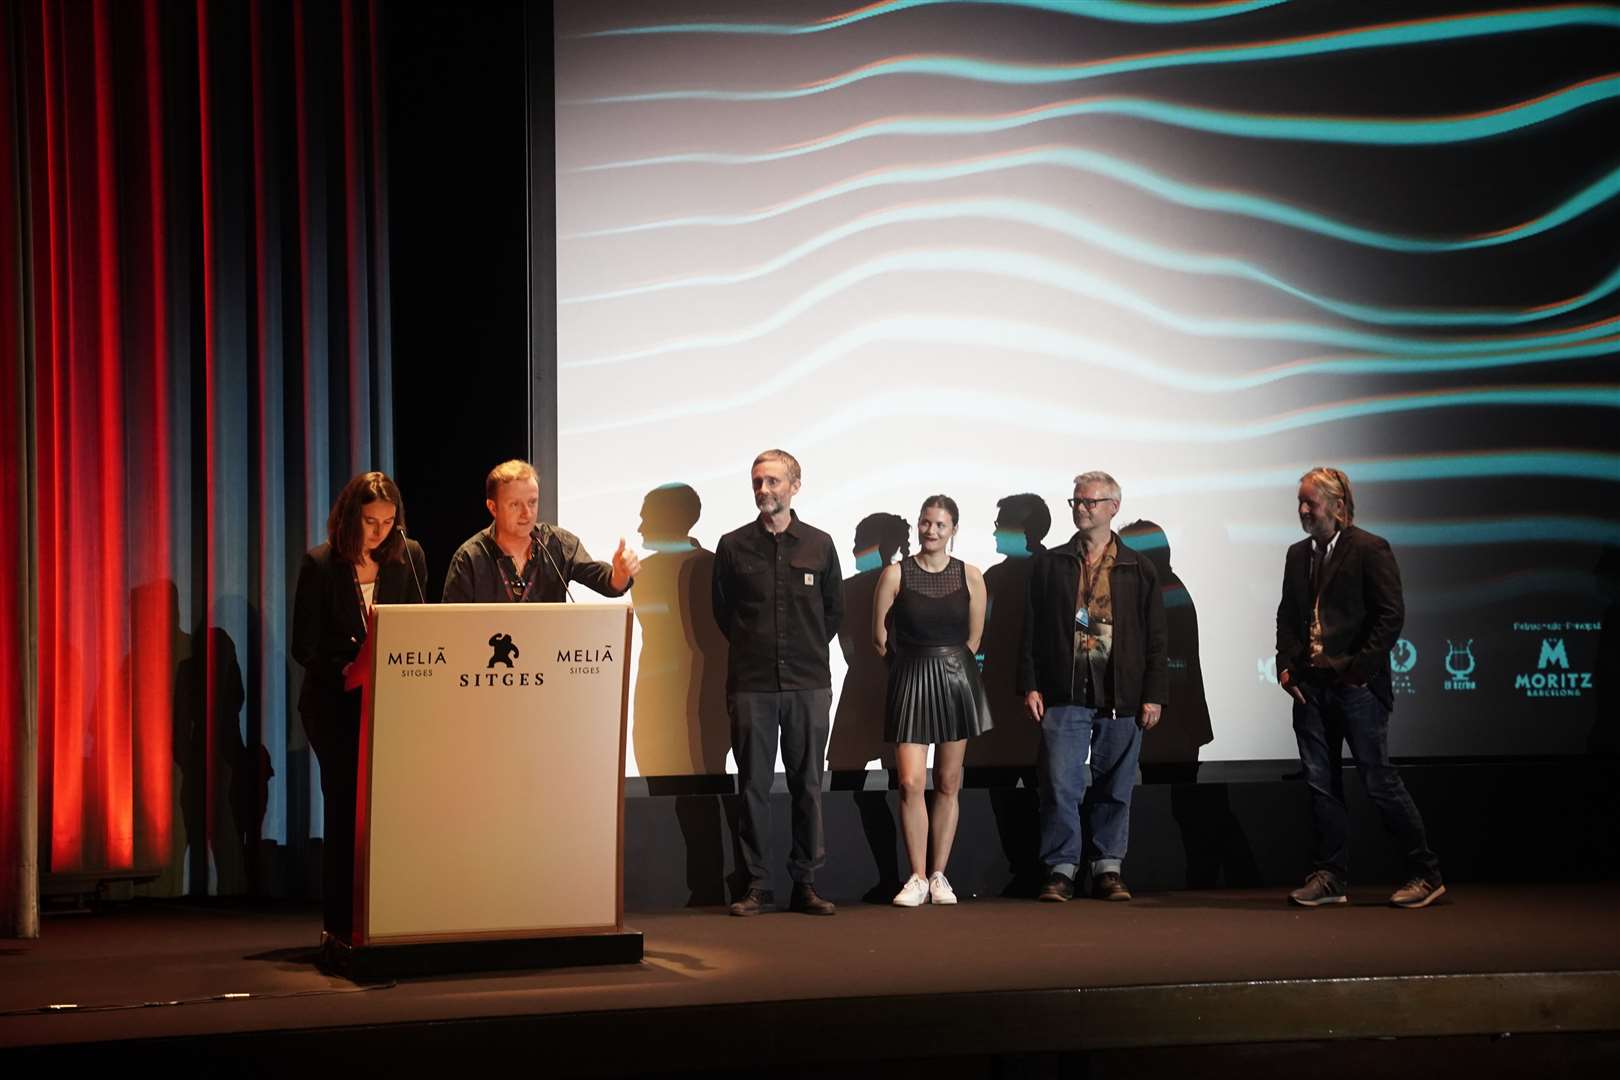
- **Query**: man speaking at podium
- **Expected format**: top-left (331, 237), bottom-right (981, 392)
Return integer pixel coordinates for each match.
top-left (442, 459), bottom-right (640, 603)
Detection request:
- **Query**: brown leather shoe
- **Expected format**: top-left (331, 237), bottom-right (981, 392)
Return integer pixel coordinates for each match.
top-left (728, 888), bottom-right (774, 916)
top-left (789, 883), bottom-right (837, 916)
top-left (1389, 878), bottom-right (1447, 909)
top-left (1092, 871), bottom-right (1132, 901)
top-left (1038, 872), bottom-right (1075, 902)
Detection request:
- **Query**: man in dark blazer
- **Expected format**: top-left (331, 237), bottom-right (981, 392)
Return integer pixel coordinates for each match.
top-left (1276, 467), bottom-right (1444, 909)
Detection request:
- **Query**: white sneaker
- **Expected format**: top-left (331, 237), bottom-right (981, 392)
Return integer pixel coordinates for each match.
top-left (893, 873), bottom-right (929, 907)
top-left (928, 872), bottom-right (958, 905)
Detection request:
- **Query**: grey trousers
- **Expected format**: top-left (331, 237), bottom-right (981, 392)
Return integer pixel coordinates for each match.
top-left (730, 688), bottom-right (832, 889)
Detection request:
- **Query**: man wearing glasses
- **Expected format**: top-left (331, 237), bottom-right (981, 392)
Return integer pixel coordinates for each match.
top-left (1019, 471), bottom-right (1166, 902)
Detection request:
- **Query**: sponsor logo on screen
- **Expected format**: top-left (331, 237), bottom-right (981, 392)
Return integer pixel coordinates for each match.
top-left (1514, 636), bottom-right (1590, 698)
top-left (1389, 638), bottom-right (1417, 695)
top-left (1441, 639), bottom-right (1477, 692)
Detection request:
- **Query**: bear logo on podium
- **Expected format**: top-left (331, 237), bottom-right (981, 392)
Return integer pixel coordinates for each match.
top-left (487, 633), bottom-right (520, 669)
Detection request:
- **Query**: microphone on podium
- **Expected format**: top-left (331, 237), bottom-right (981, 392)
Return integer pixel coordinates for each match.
top-left (537, 523), bottom-right (574, 602)
top-left (397, 526), bottom-right (427, 603)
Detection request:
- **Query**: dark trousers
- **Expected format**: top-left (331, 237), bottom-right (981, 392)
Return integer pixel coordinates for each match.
top-left (730, 688), bottom-right (832, 890)
top-left (1293, 683), bottom-right (1441, 885)
top-left (301, 691), bottom-right (361, 941)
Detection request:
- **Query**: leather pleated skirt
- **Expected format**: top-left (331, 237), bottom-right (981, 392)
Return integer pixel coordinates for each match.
top-left (884, 644), bottom-right (994, 744)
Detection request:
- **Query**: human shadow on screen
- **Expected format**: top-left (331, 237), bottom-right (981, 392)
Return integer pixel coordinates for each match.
top-left (124, 580), bottom-right (265, 897)
top-left (630, 483), bottom-right (733, 906)
top-left (973, 494), bottom-right (1049, 896)
top-left (174, 621), bottom-right (253, 896)
top-left (1120, 520), bottom-right (1259, 889)
top-left (828, 512), bottom-right (909, 902)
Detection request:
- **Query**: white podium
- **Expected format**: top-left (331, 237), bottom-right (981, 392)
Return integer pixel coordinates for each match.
top-left (337, 602), bottom-right (641, 977)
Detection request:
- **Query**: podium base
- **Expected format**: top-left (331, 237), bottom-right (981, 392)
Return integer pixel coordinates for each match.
top-left (324, 930), bottom-right (644, 981)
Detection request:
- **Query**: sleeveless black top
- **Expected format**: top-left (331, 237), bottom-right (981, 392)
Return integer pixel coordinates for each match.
top-left (892, 556), bottom-right (970, 650)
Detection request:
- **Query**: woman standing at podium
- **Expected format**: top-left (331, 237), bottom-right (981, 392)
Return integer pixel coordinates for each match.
top-left (292, 471), bottom-right (427, 948)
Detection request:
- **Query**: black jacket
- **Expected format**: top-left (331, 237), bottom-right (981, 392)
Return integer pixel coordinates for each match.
top-left (712, 512), bottom-right (843, 692)
top-left (441, 524), bottom-right (627, 604)
top-left (1017, 531), bottom-right (1168, 713)
top-left (1275, 524), bottom-right (1404, 712)
top-left (291, 539), bottom-right (427, 712)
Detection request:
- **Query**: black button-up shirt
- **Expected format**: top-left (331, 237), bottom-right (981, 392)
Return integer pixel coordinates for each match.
top-left (441, 524), bottom-right (628, 604)
top-left (712, 511), bottom-right (843, 692)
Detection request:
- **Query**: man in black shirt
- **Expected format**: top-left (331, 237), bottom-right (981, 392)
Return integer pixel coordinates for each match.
top-left (712, 449), bottom-right (843, 916)
top-left (442, 460), bottom-right (639, 603)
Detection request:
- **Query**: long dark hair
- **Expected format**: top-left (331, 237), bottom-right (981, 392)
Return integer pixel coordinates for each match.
top-left (328, 471), bottom-right (407, 564)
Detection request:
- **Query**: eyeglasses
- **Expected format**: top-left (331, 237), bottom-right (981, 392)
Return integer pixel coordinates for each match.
top-left (1068, 497), bottom-right (1117, 511)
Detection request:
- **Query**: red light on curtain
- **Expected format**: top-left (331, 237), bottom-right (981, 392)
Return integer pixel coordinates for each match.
top-left (21, 0), bottom-right (177, 877)
top-left (5, 0), bottom-right (394, 901)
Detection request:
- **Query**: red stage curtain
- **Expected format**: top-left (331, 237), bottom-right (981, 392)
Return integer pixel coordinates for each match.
top-left (2, 0), bottom-right (393, 924)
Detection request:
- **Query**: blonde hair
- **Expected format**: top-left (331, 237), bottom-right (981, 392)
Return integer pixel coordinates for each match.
top-left (485, 459), bottom-right (538, 501)
top-left (1300, 466), bottom-right (1355, 526)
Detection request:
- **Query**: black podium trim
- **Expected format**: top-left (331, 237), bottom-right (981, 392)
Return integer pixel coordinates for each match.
top-left (325, 929), bottom-right (643, 981)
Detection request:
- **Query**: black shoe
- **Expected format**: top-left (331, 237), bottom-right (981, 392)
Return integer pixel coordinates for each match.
top-left (789, 883), bottom-right (837, 916)
top-left (1038, 872), bottom-right (1075, 902)
top-left (729, 888), bottom-right (774, 917)
top-left (1092, 871), bottom-right (1132, 901)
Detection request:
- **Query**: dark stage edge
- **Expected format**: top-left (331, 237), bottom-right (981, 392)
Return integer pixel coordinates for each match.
top-left (3, 885), bottom-right (1618, 1075)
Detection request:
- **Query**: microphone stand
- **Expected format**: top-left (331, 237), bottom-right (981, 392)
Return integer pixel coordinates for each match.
top-left (536, 523), bottom-right (574, 602)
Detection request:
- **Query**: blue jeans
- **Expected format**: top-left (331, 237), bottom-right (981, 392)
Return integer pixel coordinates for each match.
top-left (1037, 705), bottom-right (1142, 880)
top-left (1293, 683), bottom-right (1441, 885)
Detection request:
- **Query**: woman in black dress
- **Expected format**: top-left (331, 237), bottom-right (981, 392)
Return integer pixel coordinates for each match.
top-left (291, 471), bottom-right (427, 946)
top-left (872, 495), bottom-right (991, 906)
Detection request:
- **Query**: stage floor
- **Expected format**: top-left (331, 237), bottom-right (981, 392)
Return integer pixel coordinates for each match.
top-left (4, 884), bottom-right (1618, 1072)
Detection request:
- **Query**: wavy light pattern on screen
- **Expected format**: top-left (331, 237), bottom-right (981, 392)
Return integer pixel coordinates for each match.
top-left (563, 250), bottom-right (1620, 369)
top-left (565, 382), bottom-right (1616, 441)
top-left (578, 8), bottom-right (1620, 101)
top-left (564, 318), bottom-right (1618, 409)
top-left (1405, 571), bottom-right (1608, 611)
top-left (561, 448), bottom-right (1620, 512)
top-left (562, 198), bottom-right (1620, 327)
top-left (558, 3), bottom-right (1620, 763)
top-left (573, 149), bottom-right (1620, 256)
top-left (1130, 451), bottom-right (1620, 495)
top-left (1227, 517), bottom-right (1620, 546)
top-left (578, 75), bottom-right (1620, 171)
top-left (580, 0), bottom-right (1291, 37)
